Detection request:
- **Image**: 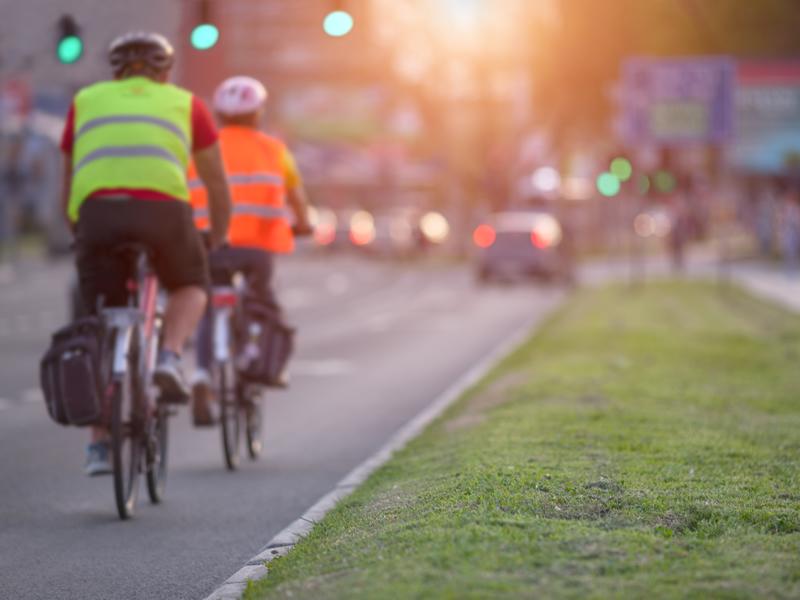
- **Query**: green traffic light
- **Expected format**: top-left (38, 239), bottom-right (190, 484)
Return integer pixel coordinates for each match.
top-left (191, 23), bottom-right (219, 50)
top-left (323, 10), bottom-right (354, 37)
top-left (596, 172), bottom-right (621, 198)
top-left (57, 35), bottom-right (83, 64)
top-left (610, 157), bottom-right (633, 182)
top-left (654, 170), bottom-right (676, 194)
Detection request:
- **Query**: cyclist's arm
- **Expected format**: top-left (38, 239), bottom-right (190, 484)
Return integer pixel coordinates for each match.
top-left (59, 103), bottom-right (75, 231)
top-left (61, 155), bottom-right (73, 230)
top-left (193, 142), bottom-right (231, 248)
top-left (282, 148), bottom-right (312, 233)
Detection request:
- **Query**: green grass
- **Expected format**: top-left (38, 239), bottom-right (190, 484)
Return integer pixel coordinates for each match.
top-left (245, 281), bottom-right (800, 600)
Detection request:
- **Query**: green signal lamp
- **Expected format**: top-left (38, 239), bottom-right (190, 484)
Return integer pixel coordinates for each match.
top-left (654, 170), bottom-right (677, 194)
top-left (57, 35), bottom-right (83, 64)
top-left (596, 172), bottom-right (621, 198)
top-left (323, 10), bottom-right (354, 37)
top-left (610, 157), bottom-right (633, 182)
top-left (56, 15), bottom-right (83, 64)
top-left (190, 23), bottom-right (219, 50)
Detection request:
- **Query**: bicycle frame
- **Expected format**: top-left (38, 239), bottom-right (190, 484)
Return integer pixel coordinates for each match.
top-left (212, 286), bottom-right (238, 363)
top-left (103, 254), bottom-right (163, 383)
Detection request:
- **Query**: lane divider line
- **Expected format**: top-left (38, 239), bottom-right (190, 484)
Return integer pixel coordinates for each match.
top-left (203, 292), bottom-right (564, 600)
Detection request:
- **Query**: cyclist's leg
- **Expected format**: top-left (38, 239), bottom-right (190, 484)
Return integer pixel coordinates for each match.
top-left (194, 246), bottom-right (228, 377)
top-left (236, 247), bottom-right (282, 316)
top-left (74, 200), bottom-right (130, 474)
top-left (145, 201), bottom-right (209, 396)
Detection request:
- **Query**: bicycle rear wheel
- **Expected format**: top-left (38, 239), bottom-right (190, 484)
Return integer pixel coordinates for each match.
top-left (146, 403), bottom-right (169, 503)
top-left (218, 361), bottom-right (240, 470)
top-left (111, 367), bottom-right (143, 520)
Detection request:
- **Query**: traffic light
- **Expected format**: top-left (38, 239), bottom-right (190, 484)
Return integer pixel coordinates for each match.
top-left (609, 157), bottom-right (633, 182)
top-left (596, 172), bottom-right (621, 198)
top-left (190, 0), bottom-right (219, 50)
top-left (56, 15), bottom-right (83, 64)
top-left (323, 2), bottom-right (354, 37)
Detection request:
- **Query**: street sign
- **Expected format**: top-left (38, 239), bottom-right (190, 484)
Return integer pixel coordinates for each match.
top-left (621, 56), bottom-right (735, 145)
top-left (729, 61), bottom-right (800, 174)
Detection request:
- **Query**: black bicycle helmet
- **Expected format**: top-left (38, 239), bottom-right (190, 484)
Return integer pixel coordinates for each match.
top-left (108, 31), bottom-right (174, 76)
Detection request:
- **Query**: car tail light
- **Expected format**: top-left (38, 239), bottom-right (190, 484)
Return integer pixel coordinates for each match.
top-left (530, 230), bottom-right (549, 248)
top-left (314, 223), bottom-right (336, 246)
top-left (350, 210), bottom-right (376, 246)
top-left (473, 224), bottom-right (496, 248)
top-left (530, 216), bottom-right (562, 249)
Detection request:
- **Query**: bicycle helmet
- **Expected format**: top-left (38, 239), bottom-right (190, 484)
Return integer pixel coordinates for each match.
top-left (213, 76), bottom-right (268, 116)
top-left (108, 31), bottom-right (174, 76)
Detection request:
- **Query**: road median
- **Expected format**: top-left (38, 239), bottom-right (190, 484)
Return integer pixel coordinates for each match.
top-left (244, 281), bottom-right (800, 599)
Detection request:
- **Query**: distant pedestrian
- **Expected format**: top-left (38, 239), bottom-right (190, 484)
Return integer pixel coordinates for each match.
top-left (666, 180), bottom-right (691, 272)
top-left (779, 186), bottom-right (800, 275)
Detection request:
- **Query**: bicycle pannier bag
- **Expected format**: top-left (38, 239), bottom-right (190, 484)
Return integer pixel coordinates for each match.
top-left (40, 316), bottom-right (107, 426)
top-left (236, 301), bottom-right (295, 387)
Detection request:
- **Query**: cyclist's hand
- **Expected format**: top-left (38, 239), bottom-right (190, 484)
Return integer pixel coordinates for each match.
top-left (199, 230), bottom-right (227, 251)
top-left (292, 222), bottom-right (314, 237)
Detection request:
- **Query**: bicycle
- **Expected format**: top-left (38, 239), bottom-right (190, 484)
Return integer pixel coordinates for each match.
top-left (207, 262), bottom-right (264, 471)
top-left (101, 243), bottom-right (171, 519)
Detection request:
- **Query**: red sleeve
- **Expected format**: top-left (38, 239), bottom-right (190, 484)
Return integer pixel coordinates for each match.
top-left (60, 103), bottom-right (76, 154)
top-left (191, 96), bottom-right (218, 152)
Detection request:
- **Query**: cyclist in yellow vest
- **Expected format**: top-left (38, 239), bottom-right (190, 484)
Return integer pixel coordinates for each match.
top-left (187, 76), bottom-right (312, 425)
top-left (60, 32), bottom-right (232, 475)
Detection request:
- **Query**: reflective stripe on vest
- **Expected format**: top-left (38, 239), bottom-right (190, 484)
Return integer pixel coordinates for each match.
top-left (75, 114), bottom-right (190, 150)
top-left (73, 145), bottom-right (184, 176)
top-left (187, 172), bottom-right (284, 190)
top-left (194, 203), bottom-right (290, 220)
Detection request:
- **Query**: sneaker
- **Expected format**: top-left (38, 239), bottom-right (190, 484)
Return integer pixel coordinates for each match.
top-left (191, 369), bottom-right (216, 427)
top-left (269, 367), bottom-right (290, 389)
top-left (153, 350), bottom-right (190, 404)
top-left (85, 441), bottom-right (112, 477)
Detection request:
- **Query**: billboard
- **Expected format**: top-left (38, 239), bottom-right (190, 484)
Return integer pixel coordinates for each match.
top-left (728, 61), bottom-right (800, 174)
top-left (621, 56), bottom-right (736, 145)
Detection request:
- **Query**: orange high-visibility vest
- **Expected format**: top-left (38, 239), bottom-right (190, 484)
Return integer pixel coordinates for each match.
top-left (189, 126), bottom-right (294, 253)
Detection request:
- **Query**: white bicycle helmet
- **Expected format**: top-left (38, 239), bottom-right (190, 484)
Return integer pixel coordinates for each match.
top-left (213, 76), bottom-right (268, 116)
top-left (108, 31), bottom-right (174, 76)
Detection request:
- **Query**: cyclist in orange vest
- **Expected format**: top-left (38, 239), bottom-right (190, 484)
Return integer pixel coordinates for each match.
top-left (187, 76), bottom-right (312, 425)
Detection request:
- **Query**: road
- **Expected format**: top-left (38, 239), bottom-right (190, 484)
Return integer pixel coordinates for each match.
top-left (0, 253), bottom-right (562, 600)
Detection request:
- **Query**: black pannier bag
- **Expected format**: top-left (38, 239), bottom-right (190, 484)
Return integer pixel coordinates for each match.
top-left (236, 298), bottom-right (295, 387)
top-left (40, 316), bottom-right (107, 426)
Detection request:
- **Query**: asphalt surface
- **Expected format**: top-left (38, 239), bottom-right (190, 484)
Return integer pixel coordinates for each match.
top-left (0, 252), bottom-right (562, 600)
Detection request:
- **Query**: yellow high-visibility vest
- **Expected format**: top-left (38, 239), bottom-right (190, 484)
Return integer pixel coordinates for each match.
top-left (68, 76), bottom-right (192, 222)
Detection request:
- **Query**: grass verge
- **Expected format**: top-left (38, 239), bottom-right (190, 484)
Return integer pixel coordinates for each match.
top-left (245, 281), bottom-right (800, 599)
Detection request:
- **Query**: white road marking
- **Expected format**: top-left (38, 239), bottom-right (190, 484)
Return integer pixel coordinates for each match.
top-left (325, 273), bottom-right (350, 295)
top-left (22, 388), bottom-right (43, 404)
top-left (0, 265), bottom-right (15, 285)
top-left (282, 288), bottom-right (313, 309)
top-left (291, 359), bottom-right (354, 377)
top-left (365, 313), bottom-right (394, 332)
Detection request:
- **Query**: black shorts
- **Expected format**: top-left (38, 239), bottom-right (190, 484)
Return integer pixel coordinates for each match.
top-left (75, 198), bottom-right (208, 310)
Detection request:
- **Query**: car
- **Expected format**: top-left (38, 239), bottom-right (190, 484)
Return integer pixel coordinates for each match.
top-left (472, 210), bottom-right (574, 283)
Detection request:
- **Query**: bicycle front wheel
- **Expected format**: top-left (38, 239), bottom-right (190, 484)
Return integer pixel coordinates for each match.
top-left (111, 368), bottom-right (143, 520)
top-left (218, 362), bottom-right (240, 470)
